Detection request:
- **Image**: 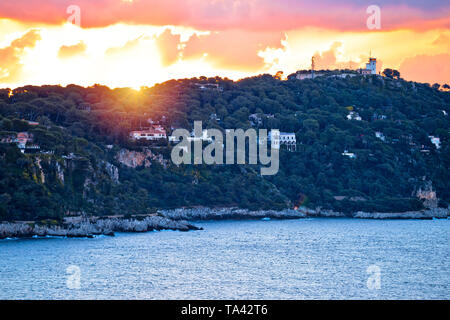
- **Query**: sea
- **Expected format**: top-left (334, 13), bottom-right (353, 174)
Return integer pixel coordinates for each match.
top-left (0, 218), bottom-right (448, 299)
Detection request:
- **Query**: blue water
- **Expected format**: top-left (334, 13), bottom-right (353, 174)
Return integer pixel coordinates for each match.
top-left (0, 218), bottom-right (448, 299)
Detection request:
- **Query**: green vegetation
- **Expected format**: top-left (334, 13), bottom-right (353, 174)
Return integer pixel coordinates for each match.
top-left (0, 72), bottom-right (448, 221)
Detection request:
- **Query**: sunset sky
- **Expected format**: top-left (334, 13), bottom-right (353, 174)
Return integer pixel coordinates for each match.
top-left (0, 0), bottom-right (449, 89)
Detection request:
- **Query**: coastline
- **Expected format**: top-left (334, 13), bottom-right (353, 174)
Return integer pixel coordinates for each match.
top-left (1, 207), bottom-right (448, 240)
top-left (0, 215), bottom-right (201, 240)
top-left (160, 206), bottom-right (449, 221)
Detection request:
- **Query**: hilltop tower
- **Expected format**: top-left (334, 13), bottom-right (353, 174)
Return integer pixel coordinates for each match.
top-left (311, 56), bottom-right (315, 79)
top-left (366, 53), bottom-right (377, 75)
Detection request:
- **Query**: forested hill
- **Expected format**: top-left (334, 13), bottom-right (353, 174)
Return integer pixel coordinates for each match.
top-left (0, 71), bottom-right (449, 221)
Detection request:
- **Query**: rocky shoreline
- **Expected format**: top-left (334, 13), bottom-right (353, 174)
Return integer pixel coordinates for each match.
top-left (159, 206), bottom-right (450, 221)
top-left (159, 207), bottom-right (309, 220)
top-left (1, 207), bottom-right (448, 240)
top-left (0, 215), bottom-right (202, 240)
top-left (351, 208), bottom-right (449, 219)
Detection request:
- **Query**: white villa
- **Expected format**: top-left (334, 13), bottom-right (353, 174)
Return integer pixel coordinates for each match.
top-left (130, 125), bottom-right (167, 140)
top-left (268, 131), bottom-right (296, 151)
top-left (342, 150), bottom-right (356, 159)
top-left (347, 111), bottom-right (362, 121)
top-left (429, 136), bottom-right (441, 149)
top-left (375, 131), bottom-right (386, 141)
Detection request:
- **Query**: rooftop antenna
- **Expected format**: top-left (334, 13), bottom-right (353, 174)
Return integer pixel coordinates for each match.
top-left (311, 56), bottom-right (315, 79)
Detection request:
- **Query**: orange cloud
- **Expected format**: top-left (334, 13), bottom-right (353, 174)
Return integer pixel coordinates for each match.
top-left (399, 54), bottom-right (450, 85)
top-left (183, 30), bottom-right (285, 71)
top-left (105, 37), bottom-right (144, 56)
top-left (0, 19), bottom-right (447, 89)
top-left (58, 41), bottom-right (87, 59)
top-left (0, 29), bottom-right (40, 83)
top-left (313, 42), bottom-right (341, 70)
top-left (312, 42), bottom-right (379, 71)
top-left (155, 29), bottom-right (180, 66)
top-left (432, 33), bottom-right (450, 48)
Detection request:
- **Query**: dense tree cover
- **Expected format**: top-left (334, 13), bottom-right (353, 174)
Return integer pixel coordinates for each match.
top-left (0, 73), bottom-right (448, 220)
top-left (382, 68), bottom-right (401, 79)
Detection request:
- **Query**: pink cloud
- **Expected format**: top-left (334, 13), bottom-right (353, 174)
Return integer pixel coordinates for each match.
top-left (399, 53), bottom-right (450, 85)
top-left (0, 1), bottom-right (449, 32)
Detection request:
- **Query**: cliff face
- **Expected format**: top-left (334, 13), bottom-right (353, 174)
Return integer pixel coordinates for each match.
top-left (27, 155), bottom-right (119, 188)
top-left (0, 148), bottom-right (127, 220)
top-left (103, 161), bottom-right (119, 183)
top-left (56, 161), bottom-right (64, 184)
top-left (116, 148), bottom-right (167, 168)
top-left (416, 182), bottom-right (438, 208)
top-left (116, 149), bottom-right (152, 168)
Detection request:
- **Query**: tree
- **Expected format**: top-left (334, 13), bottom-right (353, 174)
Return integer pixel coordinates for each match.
top-left (382, 68), bottom-right (400, 79)
top-left (274, 71), bottom-right (284, 80)
top-left (1, 118), bottom-right (12, 130)
top-left (12, 119), bottom-right (30, 132)
top-left (302, 119), bottom-right (320, 131)
top-left (382, 68), bottom-right (393, 78)
top-left (432, 83), bottom-right (441, 90)
top-left (392, 69), bottom-right (400, 79)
